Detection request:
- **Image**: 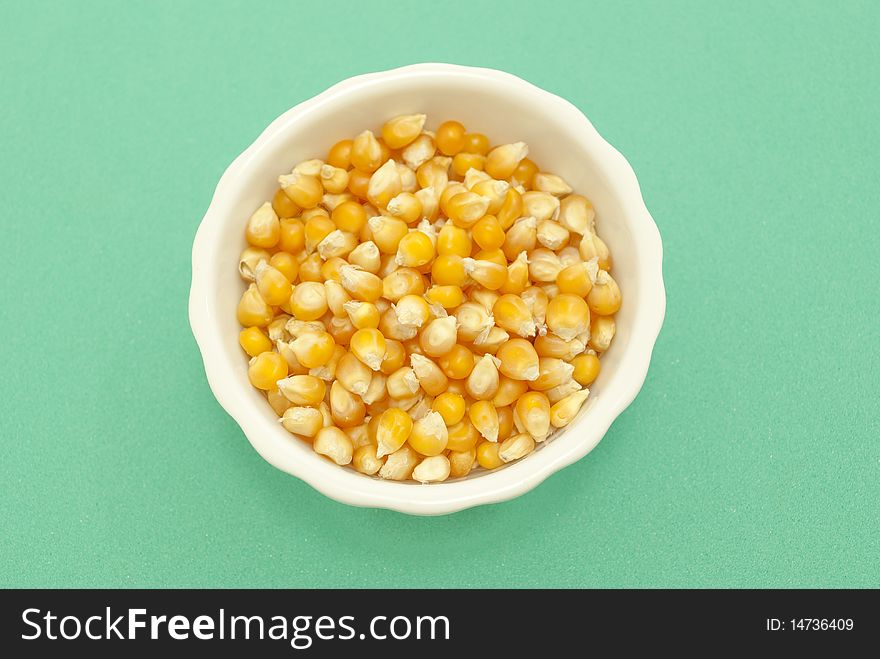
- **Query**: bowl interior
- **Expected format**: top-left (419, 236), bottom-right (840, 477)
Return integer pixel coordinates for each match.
top-left (197, 66), bottom-right (658, 510)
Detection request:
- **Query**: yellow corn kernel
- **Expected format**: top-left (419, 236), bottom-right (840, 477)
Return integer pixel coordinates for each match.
top-left (495, 338), bottom-right (540, 382)
top-left (339, 265), bottom-right (383, 303)
top-left (526, 248), bottom-right (562, 283)
top-left (550, 389), bottom-right (591, 428)
top-left (392, 294), bottom-right (431, 328)
top-left (349, 327), bottom-right (387, 371)
top-left (288, 281), bottom-right (328, 321)
top-left (589, 315), bottom-right (616, 352)
top-left (411, 455), bottom-right (451, 483)
top-left (347, 240), bottom-right (381, 274)
top-left (416, 157), bottom-right (450, 192)
top-left (275, 218), bottom-right (304, 255)
top-left (367, 159), bottom-right (403, 208)
top-left (395, 231), bottom-right (435, 267)
top-left (545, 379), bottom-right (582, 405)
top-left (471, 179), bottom-right (510, 216)
top-left (272, 187), bottom-right (300, 218)
top-left (472, 249), bottom-right (506, 270)
top-left (432, 392), bottom-right (466, 426)
top-left (522, 191), bottom-right (560, 223)
top-left (378, 445), bottom-right (419, 480)
top-left (578, 232), bottom-right (612, 270)
top-left (520, 286), bottom-right (548, 326)
top-left (499, 433), bottom-right (536, 462)
top-left (496, 188), bottom-right (523, 230)
top-left (558, 194), bottom-right (596, 235)
top-left (350, 130), bottom-right (385, 173)
top-left (326, 139), bottom-right (352, 169)
top-left (238, 247), bottom-right (271, 282)
top-left (327, 314), bottom-right (356, 346)
top-left (328, 200), bottom-right (366, 235)
top-left (467, 287), bottom-right (499, 314)
top-left (342, 300), bottom-right (380, 330)
top-left (402, 133), bottom-right (436, 169)
top-left (533, 172), bottom-right (573, 197)
top-left (445, 379), bottom-right (466, 397)
top-left (533, 334), bottom-right (585, 361)
top-left (429, 254), bottom-right (466, 287)
top-left (352, 445), bottom-right (383, 475)
top-left (556, 261), bottom-right (595, 297)
top-left (408, 411), bottom-right (449, 456)
top-left (485, 142), bottom-right (528, 179)
top-left (425, 284), bottom-right (464, 309)
top-left (418, 316), bottom-right (458, 357)
top-left (496, 251), bottom-right (527, 295)
top-left (346, 423), bottom-right (371, 450)
top-left (490, 375), bottom-right (528, 408)
top-left (378, 339), bottom-right (406, 375)
top-left (467, 400), bottom-right (499, 443)
top-left (267, 253), bottom-right (298, 284)
top-left (452, 152), bottom-right (486, 177)
top-left (512, 157), bottom-right (539, 188)
top-left (316, 229), bottom-right (356, 260)
top-left (531, 357), bottom-right (576, 391)
top-left (267, 314), bottom-right (292, 342)
top-left (448, 447), bottom-right (476, 478)
top-left (385, 192), bottom-right (422, 224)
top-left (501, 216), bottom-right (537, 261)
top-left (361, 372), bottom-right (387, 406)
top-left (379, 307), bottom-right (418, 341)
top-left (237, 283), bottom-right (274, 327)
top-left (245, 202), bottom-right (280, 248)
top-left (317, 258), bottom-right (344, 284)
top-left (462, 258), bottom-right (507, 290)
top-left (571, 352), bottom-right (601, 386)
top-left (556, 245), bottom-right (581, 268)
top-left (514, 391), bottom-right (551, 441)
top-left (332, 351), bottom-right (372, 397)
top-left (437, 343), bottom-right (475, 380)
top-left (476, 441), bottom-right (504, 470)
top-left (287, 330), bottom-right (334, 369)
top-left (303, 214), bottom-right (335, 254)
top-left (314, 164), bottom-right (347, 195)
top-left (435, 120), bottom-right (466, 156)
top-left (313, 426), bottom-right (354, 465)
top-left (239, 327), bottom-right (273, 357)
top-left (472, 326), bottom-right (510, 355)
top-left (318, 401), bottom-right (333, 427)
top-left (470, 214), bottom-right (505, 251)
top-left (409, 354), bottom-right (449, 397)
top-left (377, 252), bottom-right (400, 278)
top-left (280, 406), bottom-right (323, 438)
top-left (435, 221), bottom-right (471, 258)
top-left (329, 380), bottom-right (366, 428)
top-left (293, 159), bottom-right (323, 177)
top-left (247, 351), bottom-right (288, 390)
top-left (382, 267), bottom-right (425, 301)
top-left (381, 113), bottom-right (427, 149)
top-left (410, 186), bottom-right (436, 222)
top-left (277, 374), bottom-right (326, 405)
top-left (309, 343), bottom-right (345, 381)
top-left (277, 172), bottom-right (323, 209)
top-left (323, 280), bottom-right (350, 316)
top-left (492, 294), bottom-right (537, 338)
top-left (536, 219), bottom-right (570, 251)
top-left (497, 405), bottom-right (515, 441)
top-left (267, 388), bottom-right (293, 416)
top-left (545, 293), bottom-right (590, 341)
top-left (587, 270), bottom-right (622, 315)
top-left (453, 302), bottom-right (493, 342)
top-left (296, 253), bottom-right (323, 283)
top-left (388, 392), bottom-right (423, 413)
top-left (466, 353), bottom-right (501, 400)
top-left (460, 132), bottom-right (488, 155)
top-left (275, 339), bottom-right (307, 374)
top-left (386, 366), bottom-right (420, 399)
top-left (367, 215), bottom-right (409, 254)
top-left (444, 191), bottom-right (490, 228)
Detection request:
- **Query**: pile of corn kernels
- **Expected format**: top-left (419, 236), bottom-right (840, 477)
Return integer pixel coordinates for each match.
top-left (236, 115), bottom-right (620, 483)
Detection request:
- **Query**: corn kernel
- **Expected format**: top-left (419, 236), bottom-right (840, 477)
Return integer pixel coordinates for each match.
top-left (443, 191), bottom-right (490, 228)
top-left (485, 142), bottom-right (528, 179)
top-left (352, 445), bottom-right (383, 475)
top-left (471, 214), bottom-right (506, 251)
top-left (367, 215), bottom-right (409, 254)
top-left (330, 200), bottom-right (368, 234)
top-left (495, 337), bottom-right (540, 382)
top-left (501, 216), bottom-right (537, 261)
top-left (409, 354), bottom-right (449, 396)
top-left (435, 220), bottom-right (471, 257)
top-left (556, 262), bottom-right (594, 297)
top-left (327, 314), bottom-right (356, 345)
top-left (408, 411), bottom-right (449, 456)
top-left (432, 392), bottom-right (466, 426)
top-left (418, 316), bottom-right (458, 358)
top-left (349, 327), bottom-right (387, 371)
top-left (491, 375), bottom-right (528, 408)
top-left (367, 159), bottom-right (403, 208)
top-left (238, 247), bottom-right (271, 282)
top-left (545, 293), bottom-right (590, 341)
top-left (571, 352), bottom-right (601, 386)
top-left (277, 374), bottom-right (326, 405)
top-left (436, 343), bottom-right (474, 380)
top-left (521, 191), bottom-right (560, 223)
top-left (476, 441), bottom-right (504, 470)
top-left (382, 267), bottom-right (425, 301)
top-left (589, 315), bottom-right (616, 352)
top-left (347, 241), bottom-right (381, 274)
top-left (462, 132), bottom-right (489, 155)
top-left (381, 114), bottom-right (427, 149)
top-left (239, 327), bottom-right (273, 357)
top-left (272, 187), bottom-right (300, 218)
top-left (586, 270), bottom-right (622, 315)
top-left (452, 152), bottom-right (486, 177)
top-left (244, 202), bottom-right (281, 248)
top-left (534, 334), bottom-right (585, 361)
top-left (496, 188), bottom-right (523, 230)
top-left (288, 281), bottom-right (328, 321)
top-left (310, 344), bottom-right (345, 381)
top-left (329, 380), bottom-right (366, 428)
top-left (492, 294), bottom-right (537, 339)
top-left (499, 433), bottom-right (536, 462)
top-left (277, 172), bottom-right (323, 209)
top-left (313, 426), bottom-right (354, 465)
top-left (289, 331), bottom-right (335, 369)
top-left (237, 283), bottom-right (274, 327)
top-left (462, 258), bottom-right (507, 290)
top-left (247, 351), bottom-right (288, 390)
top-left (471, 179), bottom-right (510, 215)
top-left (550, 388), bottom-right (590, 428)
top-left (466, 353), bottom-right (501, 400)
top-left (468, 400), bottom-right (499, 443)
top-left (416, 157), bottom-right (450, 192)
top-left (267, 388), bottom-right (293, 416)
top-left (558, 194), bottom-right (596, 235)
top-left (412, 455), bottom-right (451, 483)
top-left (545, 379), bottom-right (582, 405)
top-left (448, 448), bottom-right (476, 478)
top-left (578, 232), bottom-right (612, 270)
top-left (385, 192), bottom-right (422, 224)
top-left (378, 445), bottom-right (419, 480)
top-left (391, 294), bottom-right (430, 328)
top-left (343, 300), bottom-right (380, 330)
top-left (425, 284), bottom-right (464, 309)
top-left (386, 366), bottom-right (420, 399)
top-left (536, 219), bottom-right (570, 251)
top-left (280, 406), bottom-right (323, 438)
top-left (531, 357), bottom-right (575, 392)
top-left (395, 231), bottom-right (435, 267)
top-left (350, 130), bottom-right (386, 173)
top-left (268, 252), bottom-right (299, 283)
top-left (339, 265), bottom-right (383, 303)
top-left (402, 133), bottom-right (436, 170)
top-left (514, 391), bottom-right (551, 441)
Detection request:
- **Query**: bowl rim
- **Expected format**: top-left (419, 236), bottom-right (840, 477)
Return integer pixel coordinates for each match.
top-left (189, 62), bottom-right (666, 515)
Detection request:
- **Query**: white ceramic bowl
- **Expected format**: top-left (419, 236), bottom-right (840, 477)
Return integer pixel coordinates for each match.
top-left (189, 63), bottom-right (665, 515)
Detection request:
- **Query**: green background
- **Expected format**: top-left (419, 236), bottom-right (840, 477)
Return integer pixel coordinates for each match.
top-left (2, 0), bottom-right (878, 588)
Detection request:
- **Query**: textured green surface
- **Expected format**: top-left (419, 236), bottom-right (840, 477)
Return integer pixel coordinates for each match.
top-left (2, 0), bottom-right (878, 588)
